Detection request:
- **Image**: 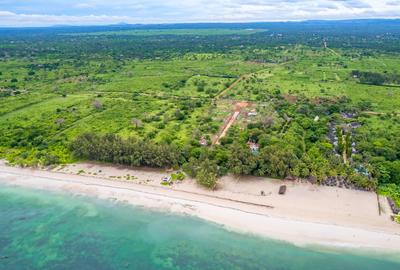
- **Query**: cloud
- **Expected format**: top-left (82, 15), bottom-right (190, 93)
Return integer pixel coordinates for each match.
top-left (337, 0), bottom-right (371, 9)
top-left (0, 11), bottom-right (140, 26)
top-left (0, 0), bottom-right (399, 27)
top-left (386, 0), bottom-right (400, 6)
top-left (75, 3), bottom-right (95, 9)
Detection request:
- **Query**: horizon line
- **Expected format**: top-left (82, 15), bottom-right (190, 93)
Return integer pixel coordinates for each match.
top-left (1, 17), bottom-right (400, 29)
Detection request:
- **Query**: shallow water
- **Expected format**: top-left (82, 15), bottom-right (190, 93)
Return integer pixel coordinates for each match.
top-left (0, 184), bottom-right (399, 270)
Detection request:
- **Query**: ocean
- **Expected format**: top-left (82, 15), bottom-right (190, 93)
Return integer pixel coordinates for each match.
top-left (0, 184), bottom-right (399, 270)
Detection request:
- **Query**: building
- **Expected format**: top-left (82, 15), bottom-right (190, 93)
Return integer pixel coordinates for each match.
top-left (247, 110), bottom-right (258, 117)
top-left (247, 141), bottom-right (260, 153)
top-left (199, 137), bottom-right (208, 146)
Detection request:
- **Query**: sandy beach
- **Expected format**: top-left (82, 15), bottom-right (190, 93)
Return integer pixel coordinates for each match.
top-left (0, 161), bottom-right (399, 252)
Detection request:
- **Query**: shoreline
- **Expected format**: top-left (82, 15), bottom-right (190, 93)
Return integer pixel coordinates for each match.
top-left (1, 162), bottom-right (400, 253)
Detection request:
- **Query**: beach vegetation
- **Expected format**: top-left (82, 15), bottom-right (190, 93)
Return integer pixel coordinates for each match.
top-left (379, 184), bottom-right (400, 207)
top-left (171, 171), bottom-right (185, 181)
top-left (195, 159), bottom-right (219, 190)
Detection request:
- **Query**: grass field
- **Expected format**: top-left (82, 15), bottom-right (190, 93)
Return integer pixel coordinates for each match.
top-left (1, 47), bottom-right (399, 160)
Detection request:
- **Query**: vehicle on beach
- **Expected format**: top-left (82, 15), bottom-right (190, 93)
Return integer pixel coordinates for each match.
top-left (161, 176), bottom-right (172, 185)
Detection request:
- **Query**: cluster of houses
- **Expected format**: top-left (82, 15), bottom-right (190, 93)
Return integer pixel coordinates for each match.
top-left (346, 122), bottom-right (361, 156)
top-left (328, 121), bottom-right (340, 155)
top-left (327, 114), bottom-right (373, 179)
top-left (328, 113), bottom-right (362, 158)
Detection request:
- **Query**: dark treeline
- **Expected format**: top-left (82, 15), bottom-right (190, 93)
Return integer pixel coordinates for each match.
top-left (71, 133), bottom-right (184, 168)
top-left (351, 70), bottom-right (400, 86)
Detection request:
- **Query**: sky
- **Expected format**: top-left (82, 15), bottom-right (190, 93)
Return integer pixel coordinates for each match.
top-left (0, 0), bottom-right (400, 27)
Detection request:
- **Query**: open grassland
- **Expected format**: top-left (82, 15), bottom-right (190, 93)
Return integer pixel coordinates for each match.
top-left (0, 55), bottom-right (263, 162)
top-left (1, 47), bottom-right (399, 162)
top-left (223, 47), bottom-right (400, 112)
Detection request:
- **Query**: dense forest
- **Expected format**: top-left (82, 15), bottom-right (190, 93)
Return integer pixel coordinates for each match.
top-left (0, 20), bottom-right (399, 207)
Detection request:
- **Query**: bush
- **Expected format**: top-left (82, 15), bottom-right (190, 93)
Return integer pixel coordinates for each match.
top-left (197, 166), bottom-right (217, 189)
top-left (183, 158), bottom-right (218, 189)
top-left (176, 171), bottom-right (185, 180)
top-left (379, 184), bottom-right (400, 207)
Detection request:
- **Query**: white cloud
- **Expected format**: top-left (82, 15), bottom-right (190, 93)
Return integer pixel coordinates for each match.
top-left (75, 3), bottom-right (95, 9)
top-left (0, 11), bottom-right (143, 26)
top-left (0, 0), bottom-right (399, 27)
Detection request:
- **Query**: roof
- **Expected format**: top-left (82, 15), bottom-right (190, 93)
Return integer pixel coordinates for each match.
top-left (247, 141), bottom-right (260, 152)
top-left (199, 138), bottom-right (208, 146)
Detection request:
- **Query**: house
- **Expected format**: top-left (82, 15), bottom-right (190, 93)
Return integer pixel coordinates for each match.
top-left (350, 122), bottom-right (361, 129)
top-left (247, 141), bottom-right (260, 153)
top-left (199, 137), bottom-right (208, 146)
top-left (354, 165), bottom-right (370, 177)
top-left (341, 112), bottom-right (357, 119)
top-left (248, 110), bottom-right (258, 117)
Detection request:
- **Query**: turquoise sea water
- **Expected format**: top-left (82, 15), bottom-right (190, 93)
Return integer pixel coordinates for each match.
top-left (0, 184), bottom-right (399, 270)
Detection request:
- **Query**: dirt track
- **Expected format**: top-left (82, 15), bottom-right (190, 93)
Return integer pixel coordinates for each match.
top-left (215, 75), bottom-right (248, 99)
top-left (213, 102), bottom-right (249, 145)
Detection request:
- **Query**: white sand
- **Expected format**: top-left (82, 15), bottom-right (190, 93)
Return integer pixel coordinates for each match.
top-left (0, 161), bottom-right (399, 252)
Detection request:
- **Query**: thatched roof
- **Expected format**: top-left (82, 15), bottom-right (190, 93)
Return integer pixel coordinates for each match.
top-left (279, 185), bottom-right (287, 195)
